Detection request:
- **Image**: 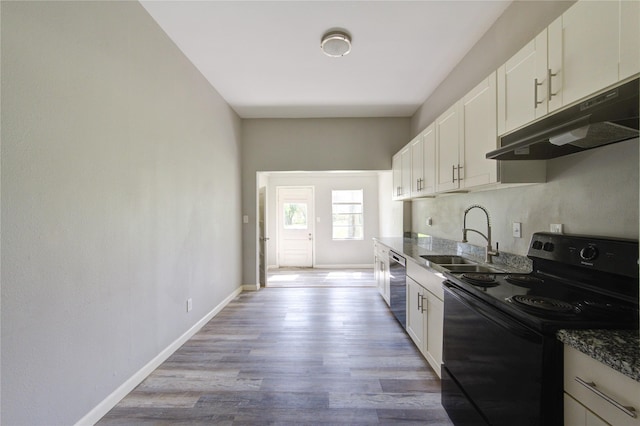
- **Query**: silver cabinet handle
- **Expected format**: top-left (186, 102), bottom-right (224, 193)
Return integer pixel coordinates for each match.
top-left (457, 164), bottom-right (463, 182)
top-left (534, 78), bottom-right (544, 108)
top-left (575, 377), bottom-right (637, 418)
top-left (452, 164), bottom-right (456, 182)
top-left (421, 294), bottom-right (426, 313)
top-left (417, 293), bottom-right (422, 311)
top-left (547, 69), bottom-right (558, 99)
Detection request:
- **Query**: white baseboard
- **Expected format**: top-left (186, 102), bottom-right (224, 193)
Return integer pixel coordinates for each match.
top-left (242, 283), bottom-right (260, 291)
top-left (75, 286), bottom-right (243, 426)
top-left (268, 264), bottom-right (374, 270)
top-left (313, 264), bottom-right (374, 269)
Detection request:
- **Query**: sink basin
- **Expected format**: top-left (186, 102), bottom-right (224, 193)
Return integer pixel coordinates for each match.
top-left (442, 264), bottom-right (504, 273)
top-left (420, 255), bottom-right (477, 265)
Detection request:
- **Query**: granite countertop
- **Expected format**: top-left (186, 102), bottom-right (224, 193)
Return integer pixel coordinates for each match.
top-left (557, 329), bottom-right (640, 382)
top-left (373, 236), bottom-right (531, 275)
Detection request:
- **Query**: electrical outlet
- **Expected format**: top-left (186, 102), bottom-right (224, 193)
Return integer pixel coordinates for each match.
top-left (512, 222), bottom-right (522, 238)
top-left (187, 298), bottom-right (193, 312)
top-left (550, 223), bottom-right (563, 234)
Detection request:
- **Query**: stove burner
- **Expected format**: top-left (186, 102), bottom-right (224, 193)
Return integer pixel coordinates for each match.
top-left (505, 275), bottom-right (544, 287)
top-left (510, 295), bottom-right (578, 316)
top-left (576, 300), bottom-right (638, 321)
top-left (461, 273), bottom-right (498, 287)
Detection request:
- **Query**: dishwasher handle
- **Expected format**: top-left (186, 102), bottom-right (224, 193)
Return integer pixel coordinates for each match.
top-left (389, 251), bottom-right (406, 266)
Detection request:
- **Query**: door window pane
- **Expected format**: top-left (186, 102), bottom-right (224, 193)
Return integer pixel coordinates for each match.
top-left (283, 203), bottom-right (308, 229)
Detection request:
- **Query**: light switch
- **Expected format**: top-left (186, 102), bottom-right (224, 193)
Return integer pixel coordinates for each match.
top-left (243, 215), bottom-right (249, 224)
top-left (512, 222), bottom-right (522, 238)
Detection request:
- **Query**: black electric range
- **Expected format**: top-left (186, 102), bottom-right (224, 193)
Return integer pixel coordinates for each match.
top-left (441, 232), bottom-right (638, 426)
top-left (444, 232), bottom-right (639, 333)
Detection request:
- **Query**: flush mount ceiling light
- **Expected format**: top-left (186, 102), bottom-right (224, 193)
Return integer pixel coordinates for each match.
top-left (320, 30), bottom-right (351, 57)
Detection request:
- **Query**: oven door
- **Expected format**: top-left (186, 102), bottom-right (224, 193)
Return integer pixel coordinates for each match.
top-left (442, 282), bottom-right (562, 426)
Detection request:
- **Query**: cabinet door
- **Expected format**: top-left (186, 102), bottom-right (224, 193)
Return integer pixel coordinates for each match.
top-left (406, 277), bottom-right (425, 352)
top-left (393, 146), bottom-right (411, 200)
top-left (391, 152), bottom-right (402, 200)
top-left (424, 291), bottom-right (443, 378)
top-left (620, 0), bottom-right (640, 81)
top-left (421, 125), bottom-right (436, 195)
top-left (381, 253), bottom-right (390, 305)
top-left (400, 146), bottom-right (411, 199)
top-left (549, 0), bottom-right (620, 110)
top-left (565, 393), bottom-right (611, 426)
top-left (461, 72), bottom-right (498, 189)
top-left (410, 134), bottom-right (424, 197)
top-left (435, 102), bottom-right (461, 192)
top-left (565, 393), bottom-right (588, 426)
top-left (497, 30), bottom-right (548, 135)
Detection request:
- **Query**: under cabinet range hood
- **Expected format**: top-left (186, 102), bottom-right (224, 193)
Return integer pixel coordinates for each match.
top-left (486, 78), bottom-right (639, 161)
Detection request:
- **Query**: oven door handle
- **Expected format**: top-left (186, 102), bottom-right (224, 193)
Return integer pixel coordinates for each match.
top-left (444, 283), bottom-right (543, 343)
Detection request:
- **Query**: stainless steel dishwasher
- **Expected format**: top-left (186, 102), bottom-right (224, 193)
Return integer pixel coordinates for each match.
top-left (388, 250), bottom-right (406, 328)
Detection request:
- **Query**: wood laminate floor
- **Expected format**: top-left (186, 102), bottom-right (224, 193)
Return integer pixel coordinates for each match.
top-left (98, 285), bottom-right (453, 425)
top-left (267, 268), bottom-right (376, 288)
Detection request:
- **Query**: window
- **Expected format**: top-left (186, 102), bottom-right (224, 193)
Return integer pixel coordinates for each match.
top-left (283, 202), bottom-right (308, 229)
top-left (332, 190), bottom-right (363, 240)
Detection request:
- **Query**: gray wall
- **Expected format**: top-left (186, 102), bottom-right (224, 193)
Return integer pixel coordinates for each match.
top-left (242, 118), bottom-right (410, 286)
top-left (264, 172), bottom-right (380, 268)
top-left (1, 2), bottom-right (242, 425)
top-left (408, 0), bottom-right (638, 252)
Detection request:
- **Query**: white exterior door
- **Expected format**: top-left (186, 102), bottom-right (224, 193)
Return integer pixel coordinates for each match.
top-left (277, 186), bottom-right (314, 267)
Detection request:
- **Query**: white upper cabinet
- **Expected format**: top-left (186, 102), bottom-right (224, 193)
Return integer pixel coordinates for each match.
top-left (547, 1), bottom-right (620, 112)
top-left (392, 152), bottom-right (401, 199)
top-left (410, 124), bottom-right (436, 197)
top-left (498, 0), bottom-right (638, 136)
top-left (392, 145), bottom-right (411, 200)
top-left (497, 30), bottom-right (548, 135)
top-left (409, 134), bottom-right (424, 197)
top-left (435, 101), bottom-right (462, 193)
top-left (461, 72), bottom-right (498, 189)
top-left (620, 0), bottom-right (640, 81)
top-left (421, 125), bottom-right (436, 195)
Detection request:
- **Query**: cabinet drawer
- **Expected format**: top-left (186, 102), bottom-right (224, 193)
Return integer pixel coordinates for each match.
top-left (406, 260), bottom-right (444, 300)
top-left (564, 345), bottom-right (640, 426)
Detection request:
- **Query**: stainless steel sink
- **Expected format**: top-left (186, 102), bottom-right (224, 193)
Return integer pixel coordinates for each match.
top-left (420, 255), bottom-right (477, 265)
top-left (442, 264), bottom-right (504, 273)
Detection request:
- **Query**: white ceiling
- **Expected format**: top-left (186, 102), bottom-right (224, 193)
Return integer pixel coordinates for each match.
top-left (140, 1), bottom-right (511, 119)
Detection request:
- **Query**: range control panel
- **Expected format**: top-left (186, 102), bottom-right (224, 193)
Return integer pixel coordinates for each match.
top-left (528, 232), bottom-right (639, 278)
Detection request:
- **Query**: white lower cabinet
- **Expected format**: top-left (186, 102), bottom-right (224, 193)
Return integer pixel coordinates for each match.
top-left (406, 260), bottom-right (444, 377)
top-left (374, 242), bottom-right (390, 306)
top-left (565, 393), bottom-right (609, 426)
top-left (564, 345), bottom-right (640, 426)
top-left (406, 277), bottom-right (426, 348)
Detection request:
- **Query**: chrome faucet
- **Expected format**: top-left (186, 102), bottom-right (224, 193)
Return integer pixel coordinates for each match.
top-left (462, 204), bottom-right (499, 263)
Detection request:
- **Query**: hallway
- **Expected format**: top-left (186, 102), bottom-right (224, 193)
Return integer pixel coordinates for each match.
top-left (98, 286), bottom-right (452, 425)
